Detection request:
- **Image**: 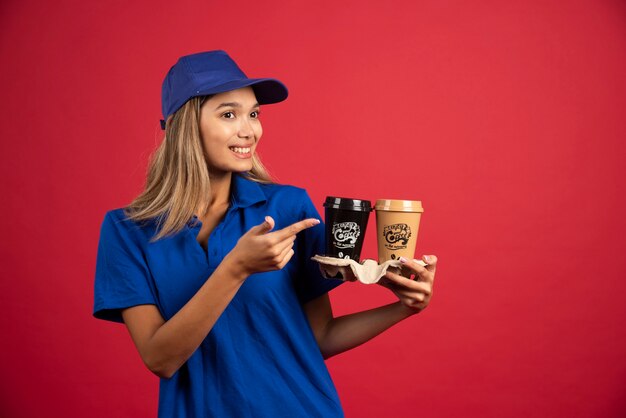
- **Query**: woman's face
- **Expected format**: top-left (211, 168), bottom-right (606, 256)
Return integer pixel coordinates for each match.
top-left (199, 86), bottom-right (262, 175)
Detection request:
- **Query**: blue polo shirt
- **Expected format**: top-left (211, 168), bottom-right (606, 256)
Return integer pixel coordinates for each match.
top-left (93, 174), bottom-right (344, 417)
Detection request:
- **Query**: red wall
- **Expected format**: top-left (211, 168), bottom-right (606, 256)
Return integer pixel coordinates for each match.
top-left (1, 0), bottom-right (625, 417)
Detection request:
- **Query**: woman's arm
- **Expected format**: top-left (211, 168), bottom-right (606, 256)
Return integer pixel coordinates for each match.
top-left (122, 257), bottom-right (247, 379)
top-left (304, 255), bottom-right (437, 359)
top-left (303, 295), bottom-right (416, 359)
top-left (122, 216), bottom-right (319, 379)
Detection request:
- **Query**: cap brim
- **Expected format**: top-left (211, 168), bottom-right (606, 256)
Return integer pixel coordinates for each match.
top-left (196, 78), bottom-right (288, 105)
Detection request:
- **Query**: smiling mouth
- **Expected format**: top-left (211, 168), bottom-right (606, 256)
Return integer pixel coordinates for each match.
top-left (229, 146), bottom-right (251, 154)
top-left (229, 146), bottom-right (253, 159)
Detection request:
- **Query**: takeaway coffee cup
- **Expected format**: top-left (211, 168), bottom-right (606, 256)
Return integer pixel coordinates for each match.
top-left (323, 197), bottom-right (372, 261)
top-left (375, 199), bottom-right (424, 263)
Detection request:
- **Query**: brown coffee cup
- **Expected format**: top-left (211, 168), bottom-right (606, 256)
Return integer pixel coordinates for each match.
top-left (375, 199), bottom-right (424, 263)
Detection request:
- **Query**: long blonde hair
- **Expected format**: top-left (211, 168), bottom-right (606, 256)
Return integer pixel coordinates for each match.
top-left (124, 96), bottom-right (273, 242)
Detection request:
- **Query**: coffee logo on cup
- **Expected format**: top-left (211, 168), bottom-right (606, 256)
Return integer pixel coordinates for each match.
top-left (332, 222), bottom-right (360, 249)
top-left (383, 223), bottom-right (411, 250)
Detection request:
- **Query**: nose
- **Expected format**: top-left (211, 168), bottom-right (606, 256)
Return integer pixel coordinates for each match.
top-left (237, 117), bottom-right (254, 139)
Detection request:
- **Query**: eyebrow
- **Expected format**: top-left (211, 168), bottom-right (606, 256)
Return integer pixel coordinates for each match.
top-left (214, 102), bottom-right (260, 110)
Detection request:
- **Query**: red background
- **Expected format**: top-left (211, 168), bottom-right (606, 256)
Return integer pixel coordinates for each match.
top-left (1, 0), bottom-right (625, 417)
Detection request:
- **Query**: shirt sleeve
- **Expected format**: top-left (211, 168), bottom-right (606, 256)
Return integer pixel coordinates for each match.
top-left (93, 211), bottom-right (157, 323)
top-left (294, 190), bottom-right (344, 304)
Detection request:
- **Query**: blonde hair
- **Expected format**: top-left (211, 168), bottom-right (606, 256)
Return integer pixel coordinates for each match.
top-left (124, 96), bottom-right (273, 242)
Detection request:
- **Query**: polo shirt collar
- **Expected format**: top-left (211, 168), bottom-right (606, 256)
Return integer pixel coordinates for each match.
top-left (230, 173), bottom-right (267, 209)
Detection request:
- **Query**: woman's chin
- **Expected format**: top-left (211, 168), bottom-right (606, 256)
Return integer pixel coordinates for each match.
top-left (234, 161), bottom-right (254, 172)
top-left (226, 162), bottom-right (254, 174)
top-left (207, 156), bottom-right (254, 175)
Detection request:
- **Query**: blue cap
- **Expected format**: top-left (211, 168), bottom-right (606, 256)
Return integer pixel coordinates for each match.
top-left (160, 50), bottom-right (288, 129)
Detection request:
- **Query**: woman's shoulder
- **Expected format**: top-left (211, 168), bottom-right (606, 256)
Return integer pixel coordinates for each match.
top-left (99, 207), bottom-right (157, 239)
top-left (102, 207), bottom-right (141, 225)
top-left (104, 207), bottom-right (128, 221)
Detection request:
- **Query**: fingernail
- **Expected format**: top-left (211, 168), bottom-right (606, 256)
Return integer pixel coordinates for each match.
top-left (399, 257), bottom-right (408, 264)
top-left (312, 219), bottom-right (320, 225)
top-left (423, 255), bottom-right (431, 263)
top-left (265, 216), bottom-right (271, 223)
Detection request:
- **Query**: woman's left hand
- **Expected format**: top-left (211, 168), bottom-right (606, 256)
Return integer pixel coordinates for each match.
top-left (379, 255), bottom-right (438, 314)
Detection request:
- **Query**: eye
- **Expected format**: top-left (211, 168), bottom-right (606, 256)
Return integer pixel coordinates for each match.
top-left (222, 111), bottom-right (235, 119)
top-left (250, 110), bottom-right (260, 119)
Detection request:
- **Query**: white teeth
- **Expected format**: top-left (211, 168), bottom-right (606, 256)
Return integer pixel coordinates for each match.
top-left (231, 147), bottom-right (251, 154)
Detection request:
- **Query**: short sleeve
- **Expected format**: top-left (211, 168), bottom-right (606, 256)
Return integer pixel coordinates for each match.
top-left (294, 190), bottom-right (344, 304)
top-left (93, 211), bottom-right (157, 323)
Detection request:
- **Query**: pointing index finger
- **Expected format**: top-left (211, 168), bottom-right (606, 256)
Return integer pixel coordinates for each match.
top-left (273, 218), bottom-right (320, 240)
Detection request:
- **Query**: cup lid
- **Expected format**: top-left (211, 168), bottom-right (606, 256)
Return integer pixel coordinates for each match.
top-left (323, 196), bottom-right (373, 211)
top-left (374, 199), bottom-right (423, 212)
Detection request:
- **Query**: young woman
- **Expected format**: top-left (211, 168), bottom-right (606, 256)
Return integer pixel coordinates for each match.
top-left (94, 50), bottom-right (437, 418)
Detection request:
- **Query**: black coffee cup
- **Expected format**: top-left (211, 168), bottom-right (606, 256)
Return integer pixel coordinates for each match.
top-left (323, 196), bottom-right (372, 261)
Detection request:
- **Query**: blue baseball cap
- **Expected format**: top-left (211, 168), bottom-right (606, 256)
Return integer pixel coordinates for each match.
top-left (160, 50), bottom-right (288, 129)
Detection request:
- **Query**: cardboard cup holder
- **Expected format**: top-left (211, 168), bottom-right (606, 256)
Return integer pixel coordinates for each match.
top-left (311, 255), bottom-right (427, 284)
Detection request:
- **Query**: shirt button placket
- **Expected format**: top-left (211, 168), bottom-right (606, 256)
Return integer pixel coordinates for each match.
top-left (208, 230), bottom-right (221, 269)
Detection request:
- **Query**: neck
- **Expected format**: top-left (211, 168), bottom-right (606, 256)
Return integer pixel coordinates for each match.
top-left (208, 171), bottom-right (233, 207)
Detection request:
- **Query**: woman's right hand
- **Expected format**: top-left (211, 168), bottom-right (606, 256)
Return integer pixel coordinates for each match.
top-left (224, 216), bottom-right (320, 280)
top-left (123, 215), bottom-right (320, 379)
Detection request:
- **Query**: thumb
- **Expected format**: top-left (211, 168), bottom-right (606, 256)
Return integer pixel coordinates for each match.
top-left (252, 215), bottom-right (275, 235)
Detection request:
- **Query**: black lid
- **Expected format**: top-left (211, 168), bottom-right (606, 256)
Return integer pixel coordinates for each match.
top-left (323, 196), bottom-right (373, 211)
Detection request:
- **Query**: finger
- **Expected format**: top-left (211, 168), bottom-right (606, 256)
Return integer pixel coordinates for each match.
top-left (395, 281), bottom-right (431, 298)
top-left (275, 240), bottom-right (295, 262)
top-left (397, 290), bottom-right (426, 303)
top-left (273, 234), bottom-right (296, 254)
top-left (272, 218), bottom-right (320, 240)
top-left (385, 270), bottom-right (419, 288)
top-left (399, 257), bottom-right (428, 276)
top-left (380, 281), bottom-right (425, 306)
top-left (264, 237), bottom-right (295, 266)
top-left (421, 254), bottom-right (437, 273)
top-left (385, 271), bottom-right (432, 293)
top-left (277, 249), bottom-right (295, 269)
top-left (409, 263), bottom-right (434, 284)
top-left (390, 284), bottom-right (429, 304)
top-left (250, 216), bottom-right (275, 235)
